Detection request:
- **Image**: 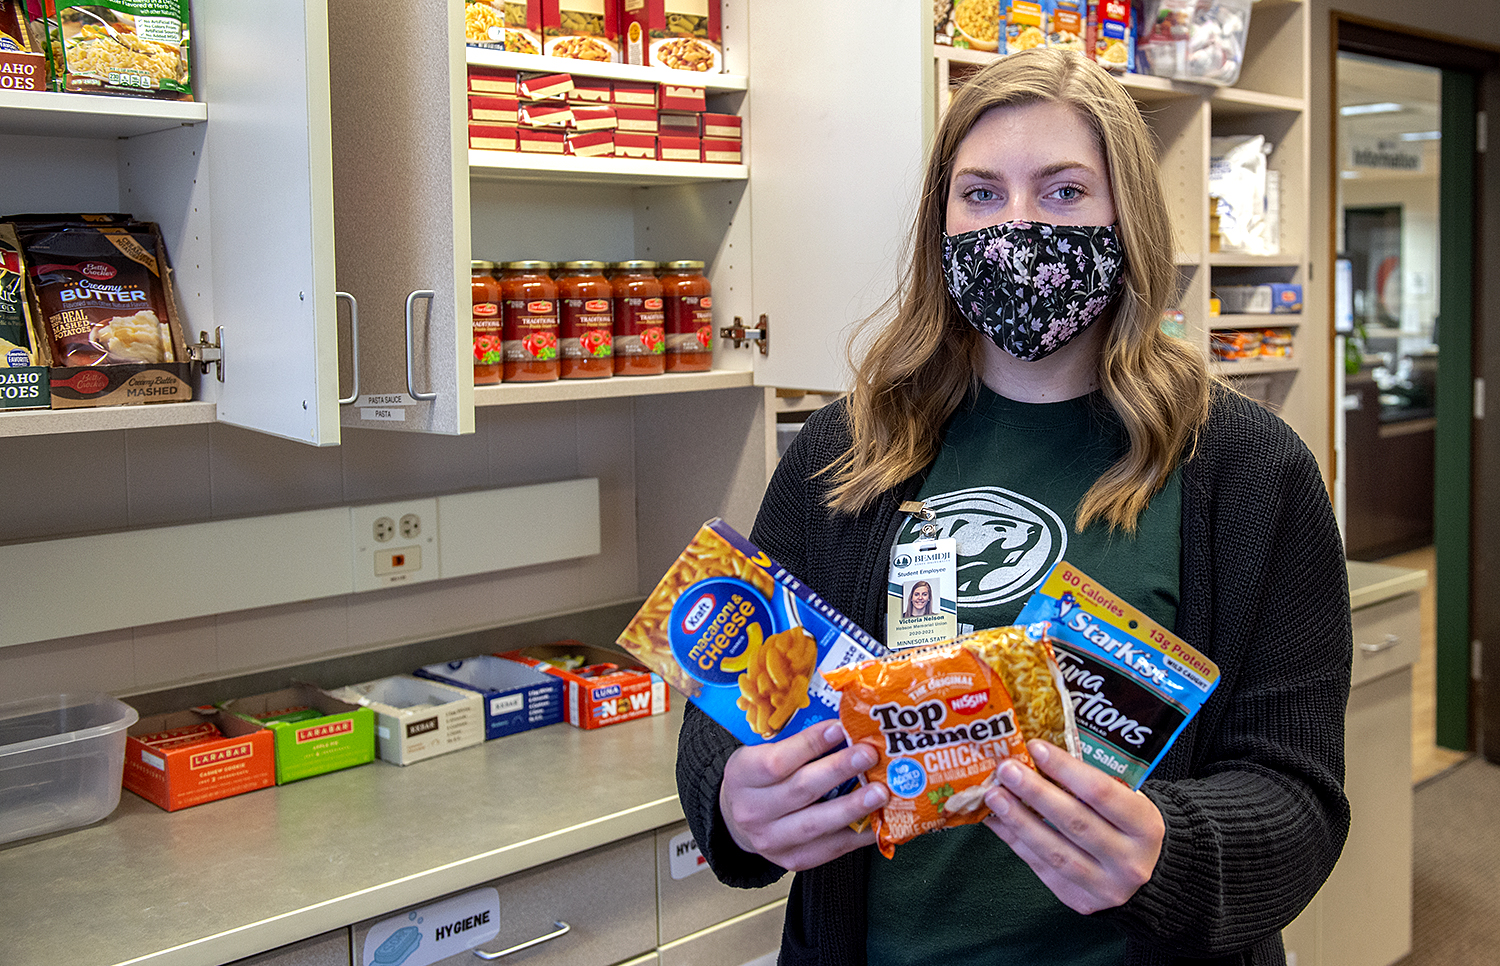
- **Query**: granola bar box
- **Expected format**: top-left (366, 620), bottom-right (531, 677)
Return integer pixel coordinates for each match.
top-left (123, 708), bottom-right (275, 812)
top-left (617, 517), bottom-right (887, 746)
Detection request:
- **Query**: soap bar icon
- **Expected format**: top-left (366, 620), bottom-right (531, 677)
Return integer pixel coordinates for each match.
top-left (371, 926), bottom-right (422, 966)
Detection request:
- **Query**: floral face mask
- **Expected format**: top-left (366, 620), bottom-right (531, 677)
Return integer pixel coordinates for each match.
top-left (942, 220), bottom-right (1126, 362)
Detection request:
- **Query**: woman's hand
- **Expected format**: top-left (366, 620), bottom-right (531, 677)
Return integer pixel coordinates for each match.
top-left (720, 721), bottom-right (888, 871)
top-left (983, 739), bottom-right (1164, 914)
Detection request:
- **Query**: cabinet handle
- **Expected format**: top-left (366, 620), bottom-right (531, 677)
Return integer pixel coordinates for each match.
top-left (337, 291), bottom-right (360, 405)
top-left (1359, 634), bottom-right (1402, 654)
top-left (472, 921), bottom-right (570, 960)
top-left (405, 289), bottom-right (438, 401)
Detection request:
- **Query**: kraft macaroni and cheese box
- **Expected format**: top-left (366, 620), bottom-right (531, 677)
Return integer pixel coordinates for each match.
top-left (219, 684), bottom-right (375, 784)
top-left (123, 708), bottom-right (276, 812)
top-left (1016, 561), bottom-right (1219, 788)
top-left (498, 642), bottom-right (668, 730)
top-left (617, 518), bottom-right (887, 746)
top-left (415, 654), bottom-right (565, 739)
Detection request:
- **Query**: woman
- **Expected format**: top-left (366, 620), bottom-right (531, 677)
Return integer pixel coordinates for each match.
top-left (901, 580), bottom-right (934, 618)
top-left (676, 48), bottom-right (1351, 966)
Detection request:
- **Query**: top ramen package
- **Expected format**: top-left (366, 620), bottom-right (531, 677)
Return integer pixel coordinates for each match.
top-left (1016, 561), bottom-right (1220, 788)
top-left (38, 1), bottom-right (193, 100)
top-left (617, 518), bottom-right (887, 745)
top-left (824, 626), bottom-right (1076, 858)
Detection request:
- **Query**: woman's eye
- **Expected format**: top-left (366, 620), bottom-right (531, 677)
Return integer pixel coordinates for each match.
top-left (1053, 184), bottom-right (1084, 201)
top-left (964, 186), bottom-right (996, 203)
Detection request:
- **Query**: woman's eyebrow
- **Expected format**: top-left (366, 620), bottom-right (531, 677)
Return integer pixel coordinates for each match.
top-left (951, 161), bottom-right (1099, 182)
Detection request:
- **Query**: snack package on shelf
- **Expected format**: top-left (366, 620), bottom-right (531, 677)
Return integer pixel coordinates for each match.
top-left (498, 641), bottom-right (668, 729)
top-left (1086, 0), bottom-right (1133, 72)
top-left (1136, 0), bottom-right (1251, 87)
top-left (218, 684), bottom-right (376, 784)
top-left (35, 1), bottom-right (193, 100)
top-left (0, 1), bottom-right (44, 91)
top-left (1015, 561), bottom-right (1219, 788)
top-left (1258, 327), bottom-right (1294, 358)
top-left (0, 225), bottom-right (47, 409)
top-left (622, 0), bottom-right (722, 73)
top-left (323, 675), bottom-right (484, 766)
top-left (938, 0), bottom-right (1000, 52)
top-left (1209, 134), bottom-right (1275, 255)
top-left (1210, 328), bottom-right (1261, 361)
top-left (542, 0), bottom-right (619, 62)
top-left (123, 706), bottom-right (276, 811)
top-left (617, 518), bottom-right (886, 745)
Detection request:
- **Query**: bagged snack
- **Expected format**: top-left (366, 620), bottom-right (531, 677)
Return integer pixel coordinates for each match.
top-left (824, 626), bottom-right (1074, 858)
top-left (617, 518), bottom-right (886, 745)
top-left (1136, 0), bottom-right (1250, 86)
top-left (1017, 561), bottom-right (1219, 788)
top-left (1210, 134), bottom-right (1273, 255)
top-left (41, 1), bottom-right (192, 100)
top-left (0, 225), bottom-right (41, 367)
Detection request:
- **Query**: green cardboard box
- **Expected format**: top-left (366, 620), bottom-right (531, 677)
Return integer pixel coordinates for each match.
top-left (219, 683), bottom-right (375, 784)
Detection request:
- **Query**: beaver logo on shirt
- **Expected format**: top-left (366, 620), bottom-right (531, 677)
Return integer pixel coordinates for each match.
top-left (898, 486), bottom-right (1066, 607)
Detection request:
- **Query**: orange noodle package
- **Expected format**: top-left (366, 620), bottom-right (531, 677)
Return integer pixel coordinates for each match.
top-left (824, 626), bottom-right (1077, 858)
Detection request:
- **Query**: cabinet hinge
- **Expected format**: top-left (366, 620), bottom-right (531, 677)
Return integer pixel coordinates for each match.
top-left (187, 326), bottom-right (224, 382)
top-left (720, 314), bottom-right (769, 355)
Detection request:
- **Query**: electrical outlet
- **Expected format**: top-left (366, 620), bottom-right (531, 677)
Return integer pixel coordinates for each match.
top-left (350, 498), bottom-right (440, 592)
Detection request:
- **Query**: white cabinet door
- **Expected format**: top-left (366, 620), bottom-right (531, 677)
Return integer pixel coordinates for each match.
top-left (330, 0), bottom-right (473, 436)
top-left (196, 0), bottom-right (342, 445)
top-left (745, 2), bottom-right (929, 393)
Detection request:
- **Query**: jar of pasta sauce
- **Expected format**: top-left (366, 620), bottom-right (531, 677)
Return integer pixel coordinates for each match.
top-left (611, 260), bottom-right (665, 376)
top-left (472, 260), bottom-right (503, 385)
top-left (557, 260), bottom-right (613, 379)
top-left (660, 260), bottom-right (713, 372)
top-left (499, 260), bottom-right (559, 381)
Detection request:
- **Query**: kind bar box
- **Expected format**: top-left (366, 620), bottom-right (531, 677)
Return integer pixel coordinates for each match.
top-left (499, 642), bottom-right (668, 730)
top-left (617, 518), bottom-right (887, 746)
top-left (415, 655), bottom-right (565, 740)
top-left (325, 675), bottom-right (484, 766)
top-left (1016, 561), bottom-right (1219, 788)
top-left (622, 0), bottom-right (722, 72)
top-left (123, 708), bottom-right (275, 812)
top-left (219, 684), bottom-right (375, 784)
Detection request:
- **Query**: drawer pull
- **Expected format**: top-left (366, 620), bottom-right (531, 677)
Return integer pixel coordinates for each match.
top-left (472, 921), bottom-right (570, 960)
top-left (1359, 634), bottom-right (1402, 655)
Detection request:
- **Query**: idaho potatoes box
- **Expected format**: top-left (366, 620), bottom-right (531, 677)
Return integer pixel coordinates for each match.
top-left (617, 518), bottom-right (886, 746)
top-left (219, 684), bottom-right (375, 784)
top-left (123, 709), bottom-right (275, 812)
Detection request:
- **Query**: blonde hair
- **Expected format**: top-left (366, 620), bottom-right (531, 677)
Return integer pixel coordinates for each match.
top-left (827, 48), bottom-right (1210, 533)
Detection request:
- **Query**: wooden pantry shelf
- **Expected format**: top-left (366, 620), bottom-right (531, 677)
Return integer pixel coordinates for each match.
top-left (1212, 357), bottom-right (1300, 376)
top-left (1210, 314), bottom-right (1302, 330)
top-left (465, 47), bottom-right (747, 92)
top-left (474, 368), bottom-right (753, 406)
top-left (1209, 252), bottom-right (1305, 268)
top-left (0, 89), bottom-right (206, 138)
top-left (1210, 86), bottom-right (1306, 116)
top-left (0, 400), bottom-right (216, 437)
top-left (469, 149), bottom-right (747, 186)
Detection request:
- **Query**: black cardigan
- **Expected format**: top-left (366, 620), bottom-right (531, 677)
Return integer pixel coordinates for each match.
top-left (675, 389), bottom-right (1352, 966)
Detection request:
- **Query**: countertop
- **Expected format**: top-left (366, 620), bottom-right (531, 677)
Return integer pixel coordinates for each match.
top-left (0, 705), bottom-right (686, 966)
top-left (1347, 560), bottom-right (1428, 610)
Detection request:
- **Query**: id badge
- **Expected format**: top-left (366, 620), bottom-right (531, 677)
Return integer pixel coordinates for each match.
top-left (886, 538), bottom-right (958, 650)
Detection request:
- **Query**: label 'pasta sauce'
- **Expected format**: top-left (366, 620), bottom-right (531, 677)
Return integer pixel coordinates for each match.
top-left (499, 260), bottom-right (559, 381)
top-left (557, 260), bottom-right (613, 378)
top-left (611, 259), bottom-right (664, 376)
top-left (661, 259), bottom-right (712, 372)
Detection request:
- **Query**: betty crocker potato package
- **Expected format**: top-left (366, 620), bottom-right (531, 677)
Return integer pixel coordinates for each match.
top-left (616, 518), bottom-right (887, 746)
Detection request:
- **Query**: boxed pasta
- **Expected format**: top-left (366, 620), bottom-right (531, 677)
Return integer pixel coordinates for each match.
top-left (616, 518), bottom-right (887, 746)
top-left (1046, 0), bottom-right (1086, 51)
top-left (622, 0), bottom-right (722, 72)
top-left (465, 0), bottom-right (508, 48)
top-left (123, 708), bottom-right (276, 812)
top-left (936, 0), bottom-right (1001, 51)
top-left (470, 123), bottom-right (519, 151)
top-left (38, 0), bottom-right (192, 100)
top-left (323, 675), bottom-right (484, 766)
top-left (218, 684), bottom-right (376, 784)
top-left (1003, 0), bottom-right (1047, 54)
top-left (498, 642), bottom-right (668, 730)
top-left (1015, 561), bottom-right (1219, 787)
top-left (541, 0), bottom-right (619, 62)
top-left (1087, 0), bottom-right (1134, 72)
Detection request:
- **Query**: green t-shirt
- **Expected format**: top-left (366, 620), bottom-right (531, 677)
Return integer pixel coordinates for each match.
top-left (866, 387), bottom-right (1181, 966)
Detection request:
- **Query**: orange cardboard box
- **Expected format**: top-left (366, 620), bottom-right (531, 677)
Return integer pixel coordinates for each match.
top-left (497, 642), bottom-right (667, 729)
top-left (123, 709), bottom-right (275, 812)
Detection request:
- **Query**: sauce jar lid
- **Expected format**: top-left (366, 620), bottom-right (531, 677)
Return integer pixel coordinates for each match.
top-left (471, 260), bottom-right (499, 271)
top-left (611, 259), bottom-right (660, 271)
top-left (559, 260), bottom-right (609, 270)
top-left (501, 260), bottom-right (556, 271)
top-left (663, 260), bottom-right (705, 270)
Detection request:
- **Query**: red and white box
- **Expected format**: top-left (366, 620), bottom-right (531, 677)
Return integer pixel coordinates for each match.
top-left (612, 79), bottom-right (657, 106)
top-left (498, 643), bottom-right (668, 730)
top-left (123, 709), bottom-right (276, 812)
top-left (468, 67), bottom-right (518, 95)
top-left (520, 100), bottom-right (574, 127)
top-left (571, 105), bottom-right (617, 131)
top-left (659, 111), bottom-right (702, 135)
top-left (702, 137), bottom-right (741, 164)
top-left (519, 128), bottom-right (567, 153)
top-left (519, 71), bottom-right (574, 100)
top-left (660, 83), bottom-right (705, 112)
top-left (614, 105), bottom-right (658, 134)
top-left (469, 95), bottom-right (520, 124)
top-left (614, 132), bottom-right (657, 159)
top-left (566, 130), bottom-right (615, 157)
top-left (701, 112), bottom-right (741, 140)
top-left (568, 76), bottom-right (612, 103)
top-left (621, 0), bottom-right (723, 73)
top-left (470, 124), bottom-right (519, 151)
top-left (658, 134), bottom-right (701, 162)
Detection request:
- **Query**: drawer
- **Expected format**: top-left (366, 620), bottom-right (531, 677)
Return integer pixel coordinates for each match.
top-left (658, 899), bottom-right (787, 966)
top-left (228, 930), bottom-right (352, 966)
top-left (352, 833), bottom-right (656, 966)
top-left (1350, 593), bottom-right (1421, 689)
top-left (655, 821), bottom-right (793, 944)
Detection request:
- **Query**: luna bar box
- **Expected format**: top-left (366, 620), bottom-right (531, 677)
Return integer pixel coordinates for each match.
top-left (617, 518), bottom-right (887, 745)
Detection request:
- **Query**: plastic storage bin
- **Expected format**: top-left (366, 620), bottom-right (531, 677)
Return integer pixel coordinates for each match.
top-left (0, 692), bottom-right (138, 844)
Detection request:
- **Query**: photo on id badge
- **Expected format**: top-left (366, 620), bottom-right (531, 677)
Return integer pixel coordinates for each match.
top-left (887, 539), bottom-right (958, 649)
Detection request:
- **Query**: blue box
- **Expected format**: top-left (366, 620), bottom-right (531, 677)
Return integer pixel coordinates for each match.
top-left (414, 655), bottom-right (564, 740)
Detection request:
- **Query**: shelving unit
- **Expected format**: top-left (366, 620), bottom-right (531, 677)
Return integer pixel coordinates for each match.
top-left (468, 148), bottom-right (746, 186)
top-left (0, 89), bottom-right (206, 138)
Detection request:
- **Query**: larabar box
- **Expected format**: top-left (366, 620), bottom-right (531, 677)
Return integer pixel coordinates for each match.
top-left (519, 128), bottom-right (566, 153)
top-left (622, 0), bottom-right (723, 73)
top-left (701, 137), bottom-right (741, 164)
top-left (571, 105), bottom-right (617, 131)
top-left (613, 105), bottom-right (658, 134)
top-left (614, 132), bottom-right (656, 159)
top-left (218, 684), bottom-right (375, 784)
top-left (470, 124), bottom-right (519, 151)
top-left (498, 642), bottom-right (669, 730)
top-left (123, 708), bottom-right (275, 812)
top-left (701, 112), bottom-right (741, 139)
top-left (469, 95), bottom-right (520, 124)
top-left (658, 134), bottom-right (700, 162)
top-left (415, 654), bottom-right (565, 740)
top-left (468, 66), bottom-right (517, 95)
top-left (612, 78), bottom-right (657, 106)
top-left (542, 0), bottom-right (620, 62)
top-left (520, 100), bottom-right (574, 127)
top-left (616, 518), bottom-right (887, 746)
top-left (660, 83), bottom-right (705, 112)
top-left (323, 675), bottom-right (485, 766)
top-left (569, 76), bottom-right (612, 103)
top-left (566, 129), bottom-right (615, 156)
top-left (519, 70), bottom-right (574, 100)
